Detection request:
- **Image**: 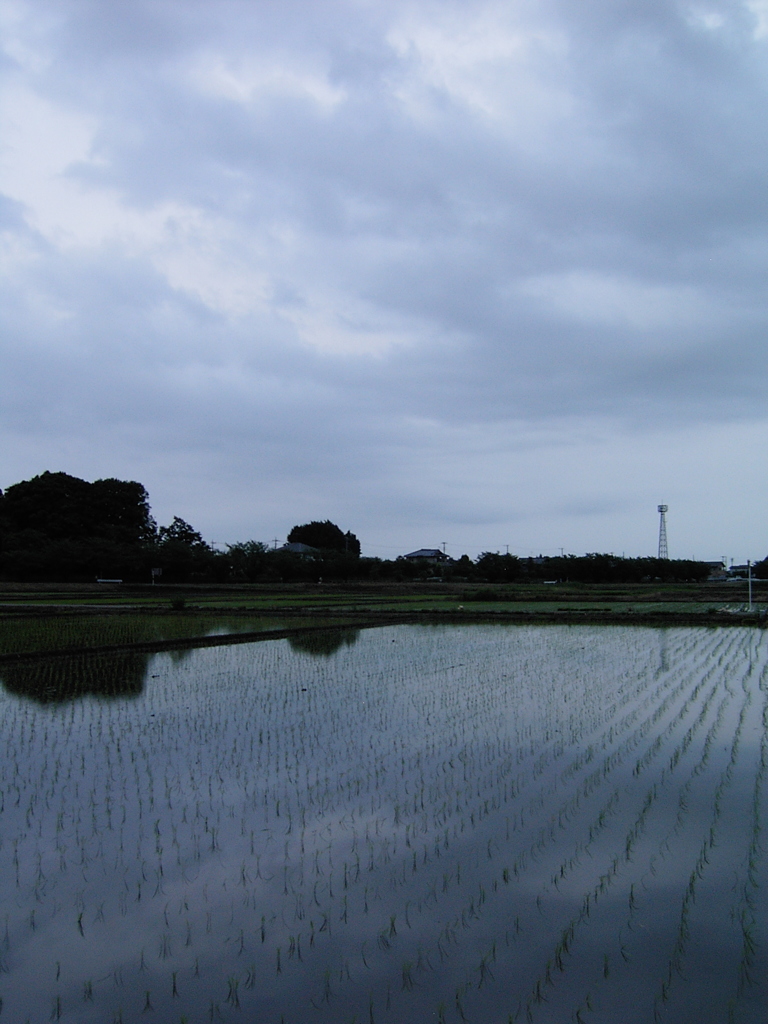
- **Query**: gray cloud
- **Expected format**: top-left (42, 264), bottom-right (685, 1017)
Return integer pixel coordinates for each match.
top-left (1, 0), bottom-right (767, 559)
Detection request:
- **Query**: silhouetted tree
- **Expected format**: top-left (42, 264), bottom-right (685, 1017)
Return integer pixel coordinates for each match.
top-left (476, 552), bottom-right (521, 583)
top-left (0, 471), bottom-right (156, 581)
top-left (287, 520), bottom-right (360, 556)
top-left (0, 471), bottom-right (155, 544)
top-left (227, 541), bottom-right (269, 582)
top-left (158, 516), bottom-right (207, 548)
top-left (155, 516), bottom-right (216, 583)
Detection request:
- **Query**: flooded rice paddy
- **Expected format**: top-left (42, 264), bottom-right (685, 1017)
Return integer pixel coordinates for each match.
top-left (0, 624), bottom-right (766, 1023)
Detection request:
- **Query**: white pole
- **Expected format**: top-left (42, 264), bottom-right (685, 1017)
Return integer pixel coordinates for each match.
top-left (748, 560), bottom-right (753, 611)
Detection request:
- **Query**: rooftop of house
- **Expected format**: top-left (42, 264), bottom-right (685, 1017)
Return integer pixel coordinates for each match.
top-left (279, 542), bottom-right (319, 555)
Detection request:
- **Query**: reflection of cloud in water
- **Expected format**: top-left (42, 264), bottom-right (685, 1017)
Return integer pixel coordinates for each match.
top-left (287, 628), bottom-right (360, 657)
top-left (0, 651), bottom-right (149, 703)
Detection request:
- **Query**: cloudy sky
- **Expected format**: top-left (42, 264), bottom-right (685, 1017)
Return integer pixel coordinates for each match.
top-left (1, 0), bottom-right (767, 561)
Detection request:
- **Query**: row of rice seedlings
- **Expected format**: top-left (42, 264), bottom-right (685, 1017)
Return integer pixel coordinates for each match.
top-left (0, 622), bottom-right (716, 1007)
top-left (262, 626), bottom-right (749, 1019)
top-left (1, 622), bottom-right (692, 913)
top-left (649, 654), bottom-right (760, 1021)
top-left (502, 640), bottom-right (738, 1022)
top-left (0, 625), bottom-right (764, 1022)
top-left (731, 660), bottom-right (768, 1008)
top-left (577, 629), bottom-right (766, 1024)
top-left (444, 628), bottom-right (763, 1024)
top-left (3, 626), bottom-right (679, 1019)
top-left (64, 630), bottom-right (753, 1024)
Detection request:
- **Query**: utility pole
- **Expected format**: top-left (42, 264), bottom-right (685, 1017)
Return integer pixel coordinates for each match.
top-left (748, 560), bottom-right (753, 612)
top-left (272, 537), bottom-right (280, 550)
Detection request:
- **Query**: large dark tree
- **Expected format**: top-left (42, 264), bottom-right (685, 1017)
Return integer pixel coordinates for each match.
top-left (0, 471), bottom-right (155, 544)
top-left (287, 520), bottom-right (360, 556)
top-left (90, 478), bottom-right (157, 544)
top-left (0, 471), bottom-right (158, 581)
top-left (0, 471), bottom-right (236, 582)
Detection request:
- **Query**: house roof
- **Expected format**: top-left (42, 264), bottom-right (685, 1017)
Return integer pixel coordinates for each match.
top-left (404, 548), bottom-right (449, 560)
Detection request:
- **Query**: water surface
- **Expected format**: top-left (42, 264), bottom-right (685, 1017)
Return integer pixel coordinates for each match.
top-left (1, 625), bottom-right (765, 1023)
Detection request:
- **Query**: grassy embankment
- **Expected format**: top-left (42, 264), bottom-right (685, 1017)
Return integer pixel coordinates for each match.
top-left (0, 578), bottom-right (765, 662)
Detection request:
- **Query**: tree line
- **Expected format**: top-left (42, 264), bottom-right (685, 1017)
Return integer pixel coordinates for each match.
top-left (0, 471), bottom-right (746, 584)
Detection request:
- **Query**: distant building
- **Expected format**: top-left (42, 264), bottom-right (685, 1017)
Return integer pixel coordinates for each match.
top-left (703, 560), bottom-right (727, 580)
top-left (728, 563), bottom-right (751, 579)
top-left (403, 548), bottom-right (451, 563)
top-left (278, 542), bottom-right (319, 557)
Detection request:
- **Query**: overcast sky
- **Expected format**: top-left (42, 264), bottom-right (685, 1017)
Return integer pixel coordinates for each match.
top-left (1, 0), bottom-right (767, 561)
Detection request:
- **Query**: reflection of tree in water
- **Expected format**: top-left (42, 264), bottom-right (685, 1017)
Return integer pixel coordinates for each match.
top-left (0, 651), bottom-right (149, 704)
top-left (287, 629), bottom-right (360, 658)
top-left (166, 646), bottom-right (198, 667)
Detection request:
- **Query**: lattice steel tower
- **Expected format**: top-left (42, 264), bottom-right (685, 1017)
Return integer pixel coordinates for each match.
top-left (657, 504), bottom-right (669, 560)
